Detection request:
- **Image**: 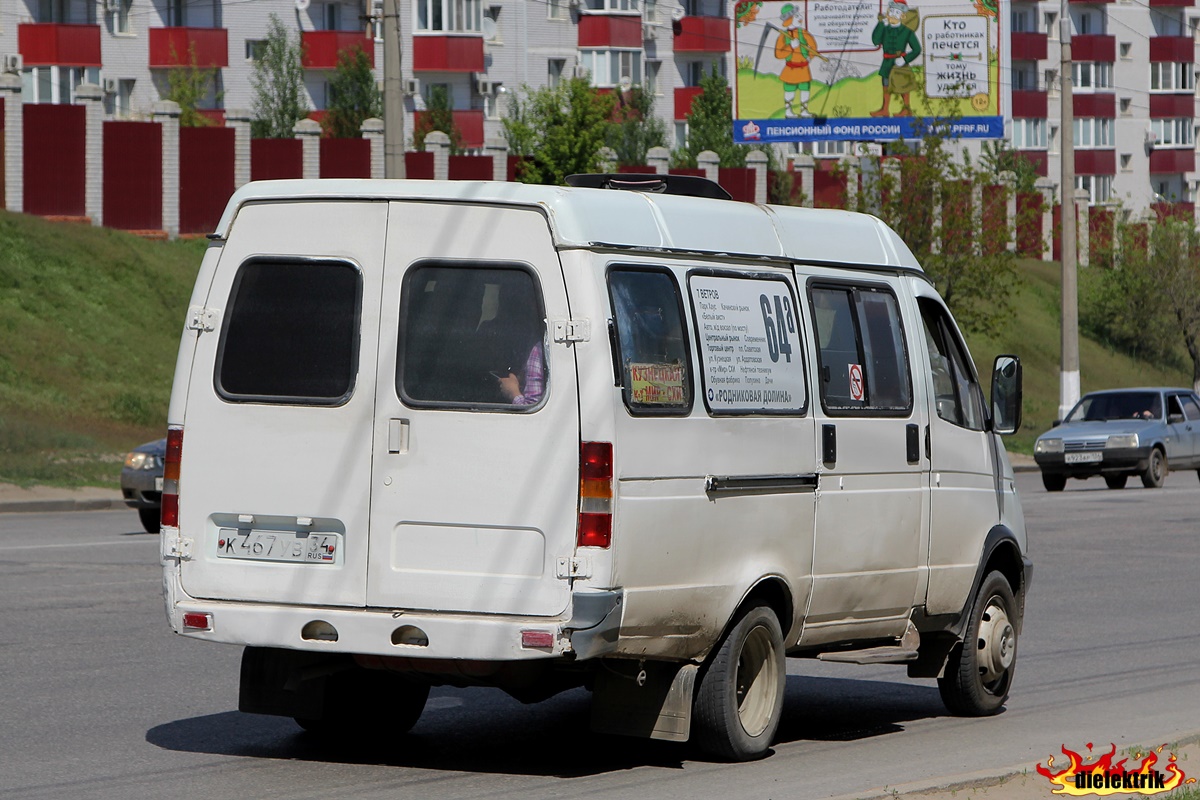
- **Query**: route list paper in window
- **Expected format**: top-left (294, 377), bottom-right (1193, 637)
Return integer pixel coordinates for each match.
top-left (689, 275), bottom-right (808, 414)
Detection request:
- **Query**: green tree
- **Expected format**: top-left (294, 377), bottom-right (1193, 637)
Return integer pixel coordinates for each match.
top-left (250, 14), bottom-right (308, 139)
top-left (322, 45), bottom-right (382, 139)
top-left (412, 85), bottom-right (463, 154)
top-left (165, 43), bottom-right (222, 128)
top-left (672, 67), bottom-right (746, 168)
top-left (502, 77), bottom-right (616, 185)
top-left (978, 140), bottom-right (1039, 194)
top-left (606, 87), bottom-right (666, 168)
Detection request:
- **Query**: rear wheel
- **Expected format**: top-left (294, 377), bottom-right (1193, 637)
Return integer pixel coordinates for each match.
top-left (1104, 474), bottom-right (1128, 490)
top-left (295, 668), bottom-right (429, 741)
top-left (692, 604), bottom-right (786, 761)
top-left (1041, 472), bottom-right (1066, 492)
top-left (1141, 448), bottom-right (1167, 489)
top-left (938, 571), bottom-right (1018, 716)
top-left (138, 507), bottom-right (160, 533)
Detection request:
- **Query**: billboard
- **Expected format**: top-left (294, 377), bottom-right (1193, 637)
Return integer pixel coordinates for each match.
top-left (732, 0), bottom-right (1007, 143)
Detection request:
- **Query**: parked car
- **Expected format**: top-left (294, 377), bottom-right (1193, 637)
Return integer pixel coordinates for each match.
top-left (121, 438), bottom-right (165, 532)
top-left (1034, 388), bottom-right (1200, 491)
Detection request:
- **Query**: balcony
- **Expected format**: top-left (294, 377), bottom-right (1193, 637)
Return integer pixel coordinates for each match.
top-left (301, 31), bottom-right (375, 69)
top-left (1074, 150), bottom-right (1116, 175)
top-left (412, 35), bottom-right (484, 72)
top-left (17, 23), bottom-right (102, 67)
top-left (1150, 0), bottom-right (1193, 7)
top-left (675, 86), bottom-right (704, 119)
top-left (1015, 151), bottom-right (1049, 177)
top-left (1149, 149), bottom-right (1196, 173)
top-left (1071, 34), bottom-right (1116, 62)
top-left (1011, 32), bottom-right (1048, 61)
top-left (1012, 89), bottom-right (1047, 118)
top-left (1150, 94), bottom-right (1195, 117)
top-left (1073, 93), bottom-right (1115, 117)
top-left (149, 28), bottom-right (228, 69)
top-left (673, 16), bottom-right (731, 53)
top-left (1149, 35), bottom-right (1194, 62)
top-left (414, 109), bottom-right (485, 148)
top-left (578, 14), bottom-right (643, 48)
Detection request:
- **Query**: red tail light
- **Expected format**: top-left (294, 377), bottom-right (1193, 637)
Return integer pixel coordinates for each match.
top-left (162, 427), bottom-right (183, 528)
top-left (578, 442), bottom-right (613, 548)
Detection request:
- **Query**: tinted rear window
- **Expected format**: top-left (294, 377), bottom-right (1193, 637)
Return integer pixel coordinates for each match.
top-left (216, 260), bottom-right (362, 404)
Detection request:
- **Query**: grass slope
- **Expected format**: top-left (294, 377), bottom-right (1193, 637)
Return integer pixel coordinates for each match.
top-left (0, 215), bottom-right (1190, 486)
top-left (0, 211), bottom-right (205, 486)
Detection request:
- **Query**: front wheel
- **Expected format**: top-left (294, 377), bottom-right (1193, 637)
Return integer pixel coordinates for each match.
top-left (938, 571), bottom-right (1019, 716)
top-left (1104, 474), bottom-right (1128, 490)
top-left (692, 604), bottom-right (786, 761)
top-left (1041, 472), bottom-right (1066, 492)
top-left (1141, 448), bottom-right (1167, 489)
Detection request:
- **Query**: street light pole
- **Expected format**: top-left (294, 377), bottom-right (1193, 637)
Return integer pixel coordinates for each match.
top-left (383, 0), bottom-right (406, 179)
top-left (1058, 5), bottom-right (1079, 420)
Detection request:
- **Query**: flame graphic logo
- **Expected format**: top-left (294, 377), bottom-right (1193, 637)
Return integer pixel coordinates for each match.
top-left (1036, 743), bottom-right (1195, 796)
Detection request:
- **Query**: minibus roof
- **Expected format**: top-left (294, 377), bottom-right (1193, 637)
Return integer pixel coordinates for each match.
top-left (214, 179), bottom-right (923, 272)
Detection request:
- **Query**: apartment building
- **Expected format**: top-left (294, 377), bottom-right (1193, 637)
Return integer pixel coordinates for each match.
top-left (0, 0), bottom-right (736, 152)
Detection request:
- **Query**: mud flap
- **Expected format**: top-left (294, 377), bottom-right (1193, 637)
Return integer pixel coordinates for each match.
top-left (590, 660), bottom-right (698, 742)
top-left (238, 646), bottom-right (351, 719)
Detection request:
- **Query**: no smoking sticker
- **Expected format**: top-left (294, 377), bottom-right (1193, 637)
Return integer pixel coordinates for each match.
top-left (848, 363), bottom-right (864, 401)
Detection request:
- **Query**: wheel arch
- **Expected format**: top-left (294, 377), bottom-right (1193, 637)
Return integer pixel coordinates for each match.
top-left (964, 526), bottom-right (1029, 636)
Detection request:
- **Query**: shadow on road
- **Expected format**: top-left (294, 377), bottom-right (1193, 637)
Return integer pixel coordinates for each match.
top-left (146, 674), bottom-right (950, 776)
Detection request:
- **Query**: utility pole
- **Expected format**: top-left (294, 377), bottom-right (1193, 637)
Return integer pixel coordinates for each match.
top-left (383, 0), bottom-right (406, 178)
top-left (1058, 5), bottom-right (1079, 421)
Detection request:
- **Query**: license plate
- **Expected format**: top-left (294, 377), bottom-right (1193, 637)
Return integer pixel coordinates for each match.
top-left (1065, 451), bottom-right (1103, 464)
top-left (215, 528), bottom-right (340, 564)
top-left (155, 476), bottom-right (164, 492)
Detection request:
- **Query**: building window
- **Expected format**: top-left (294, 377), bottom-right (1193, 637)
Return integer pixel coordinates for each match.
top-left (644, 0), bottom-right (658, 21)
top-left (1071, 62), bottom-right (1112, 91)
top-left (1044, 12), bottom-right (1058, 37)
top-left (1012, 65), bottom-right (1038, 91)
top-left (111, 0), bottom-right (132, 34)
top-left (814, 140), bottom-right (848, 157)
top-left (585, 0), bottom-right (640, 11)
top-left (1150, 62), bottom-right (1195, 92)
top-left (1073, 117), bottom-right (1113, 148)
top-left (1010, 6), bottom-right (1034, 33)
top-left (675, 121), bottom-right (688, 147)
top-left (1075, 175), bottom-right (1113, 205)
top-left (245, 40), bottom-right (267, 61)
top-left (1119, 42), bottom-right (1132, 59)
top-left (21, 65), bottom-right (100, 104)
top-left (373, 0), bottom-right (384, 40)
top-left (645, 60), bottom-right (660, 95)
top-left (116, 78), bottom-right (135, 118)
top-left (1012, 117), bottom-right (1047, 149)
top-left (548, 0), bottom-right (569, 20)
top-left (165, 0), bottom-right (185, 27)
top-left (684, 59), bottom-right (723, 87)
top-left (416, 0), bottom-right (482, 32)
top-left (322, 3), bottom-right (341, 30)
top-left (578, 49), bottom-right (642, 88)
top-left (1150, 117), bottom-right (1195, 147)
top-left (484, 5), bottom-right (502, 41)
top-left (548, 58), bottom-right (565, 88)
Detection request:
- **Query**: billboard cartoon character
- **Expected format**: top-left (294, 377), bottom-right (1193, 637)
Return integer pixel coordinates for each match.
top-left (775, 3), bottom-right (826, 118)
top-left (870, 0), bottom-right (921, 117)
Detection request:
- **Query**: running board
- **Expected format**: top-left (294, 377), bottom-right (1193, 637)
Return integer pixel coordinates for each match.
top-left (816, 621), bottom-right (920, 665)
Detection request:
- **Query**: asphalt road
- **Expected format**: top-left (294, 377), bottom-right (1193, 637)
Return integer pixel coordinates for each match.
top-left (3, 471), bottom-right (1199, 800)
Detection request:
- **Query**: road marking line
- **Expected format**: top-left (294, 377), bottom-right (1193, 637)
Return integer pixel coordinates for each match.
top-left (0, 539), bottom-right (154, 552)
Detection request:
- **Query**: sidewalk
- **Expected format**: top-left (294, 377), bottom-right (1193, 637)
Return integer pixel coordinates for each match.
top-left (0, 483), bottom-right (125, 514)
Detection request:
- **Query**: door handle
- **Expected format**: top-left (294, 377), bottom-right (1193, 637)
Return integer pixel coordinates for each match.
top-left (906, 423), bottom-right (920, 464)
top-left (822, 424), bottom-right (837, 466)
top-left (388, 418), bottom-right (409, 454)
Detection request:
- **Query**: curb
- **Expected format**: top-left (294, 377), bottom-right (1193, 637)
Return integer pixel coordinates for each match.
top-left (0, 498), bottom-right (127, 514)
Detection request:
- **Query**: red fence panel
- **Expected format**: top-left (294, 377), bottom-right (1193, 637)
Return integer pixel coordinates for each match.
top-left (768, 169), bottom-right (803, 206)
top-left (320, 137), bottom-right (370, 178)
top-left (449, 154), bottom-right (493, 180)
top-left (406, 151), bottom-right (434, 180)
top-left (812, 169), bottom-right (847, 209)
top-left (103, 121), bottom-right (163, 231)
top-left (616, 164), bottom-right (651, 174)
top-left (1017, 192), bottom-right (1043, 257)
top-left (668, 167), bottom-right (705, 177)
top-left (982, 184), bottom-right (1007, 255)
top-left (719, 167), bottom-right (755, 202)
top-left (180, 126), bottom-right (234, 235)
top-left (250, 138), bottom-right (303, 181)
top-left (24, 104), bottom-right (86, 217)
top-left (1090, 206), bottom-right (1114, 267)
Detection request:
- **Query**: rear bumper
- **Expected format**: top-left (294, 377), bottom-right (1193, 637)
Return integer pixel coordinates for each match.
top-left (166, 578), bottom-right (623, 662)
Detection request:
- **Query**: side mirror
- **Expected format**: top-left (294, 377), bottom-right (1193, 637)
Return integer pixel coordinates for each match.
top-left (1052, 419), bottom-right (1061, 427)
top-left (990, 355), bottom-right (1022, 436)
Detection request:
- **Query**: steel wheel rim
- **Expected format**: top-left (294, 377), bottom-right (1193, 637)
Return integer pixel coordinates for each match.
top-left (976, 599), bottom-right (1015, 690)
top-left (1152, 453), bottom-right (1164, 482)
top-left (735, 624), bottom-right (779, 737)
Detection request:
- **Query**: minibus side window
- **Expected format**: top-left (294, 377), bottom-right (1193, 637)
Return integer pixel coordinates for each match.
top-left (810, 284), bottom-right (912, 415)
top-left (216, 259), bottom-right (361, 405)
top-left (609, 269), bottom-right (693, 415)
top-left (918, 298), bottom-right (985, 430)
top-left (397, 264), bottom-right (547, 410)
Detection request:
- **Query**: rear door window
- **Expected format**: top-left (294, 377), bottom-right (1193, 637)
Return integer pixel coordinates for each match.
top-left (609, 268), bottom-right (693, 415)
top-left (397, 263), bottom-right (547, 410)
top-left (216, 259), bottom-right (362, 405)
top-left (809, 283), bottom-right (912, 415)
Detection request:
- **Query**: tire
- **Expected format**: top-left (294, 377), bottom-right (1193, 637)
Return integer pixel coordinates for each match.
top-left (1141, 448), bottom-right (1167, 489)
top-left (1041, 472), bottom-right (1066, 492)
top-left (1103, 474), bottom-right (1128, 490)
top-left (938, 571), bottom-right (1019, 717)
top-left (295, 668), bottom-right (429, 740)
top-left (138, 506), bottom-right (160, 533)
top-left (692, 604), bottom-right (786, 761)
